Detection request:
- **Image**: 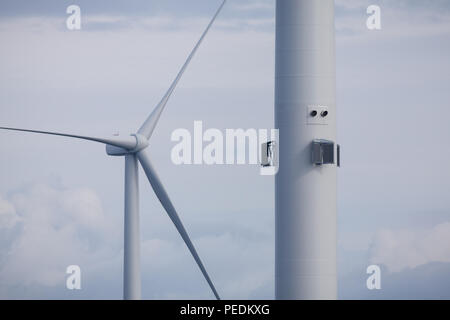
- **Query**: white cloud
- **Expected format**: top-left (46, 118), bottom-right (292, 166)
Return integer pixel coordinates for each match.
top-left (0, 183), bottom-right (120, 289)
top-left (0, 196), bottom-right (20, 229)
top-left (232, 1), bottom-right (273, 12)
top-left (0, 15), bottom-right (274, 96)
top-left (0, 180), bottom-right (274, 299)
top-left (370, 222), bottom-right (450, 272)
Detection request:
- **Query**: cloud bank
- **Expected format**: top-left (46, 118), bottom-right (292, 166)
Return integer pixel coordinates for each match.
top-left (370, 222), bottom-right (450, 272)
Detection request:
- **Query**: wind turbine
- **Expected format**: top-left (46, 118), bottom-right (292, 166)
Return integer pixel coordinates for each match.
top-left (0, 0), bottom-right (226, 300)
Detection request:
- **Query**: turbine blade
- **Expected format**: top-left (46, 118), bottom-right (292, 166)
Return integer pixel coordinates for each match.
top-left (0, 126), bottom-right (138, 150)
top-left (137, 150), bottom-right (220, 300)
top-left (137, 0), bottom-right (226, 139)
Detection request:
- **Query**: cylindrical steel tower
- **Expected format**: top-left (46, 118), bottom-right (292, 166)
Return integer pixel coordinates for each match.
top-left (275, 0), bottom-right (337, 299)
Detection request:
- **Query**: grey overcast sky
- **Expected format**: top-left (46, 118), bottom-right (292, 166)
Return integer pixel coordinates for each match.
top-left (0, 0), bottom-right (450, 299)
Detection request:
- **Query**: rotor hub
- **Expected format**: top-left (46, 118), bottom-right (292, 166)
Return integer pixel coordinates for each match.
top-left (106, 133), bottom-right (149, 156)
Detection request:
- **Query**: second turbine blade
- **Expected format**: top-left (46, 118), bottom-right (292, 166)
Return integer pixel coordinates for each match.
top-left (0, 126), bottom-right (139, 150)
top-left (137, 150), bottom-right (220, 300)
top-left (137, 0), bottom-right (227, 139)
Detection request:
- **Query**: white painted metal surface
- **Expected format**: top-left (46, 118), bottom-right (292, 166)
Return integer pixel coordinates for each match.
top-left (275, 0), bottom-right (337, 299)
top-left (124, 154), bottom-right (141, 300)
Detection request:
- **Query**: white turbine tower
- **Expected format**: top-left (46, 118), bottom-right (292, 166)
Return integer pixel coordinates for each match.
top-left (0, 0), bottom-right (227, 300)
top-left (275, 0), bottom-right (338, 299)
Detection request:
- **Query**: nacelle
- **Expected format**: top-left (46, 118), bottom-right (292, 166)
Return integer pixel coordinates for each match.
top-left (106, 133), bottom-right (148, 156)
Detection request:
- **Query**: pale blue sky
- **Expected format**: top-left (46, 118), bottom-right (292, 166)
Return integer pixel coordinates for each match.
top-left (0, 0), bottom-right (450, 299)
